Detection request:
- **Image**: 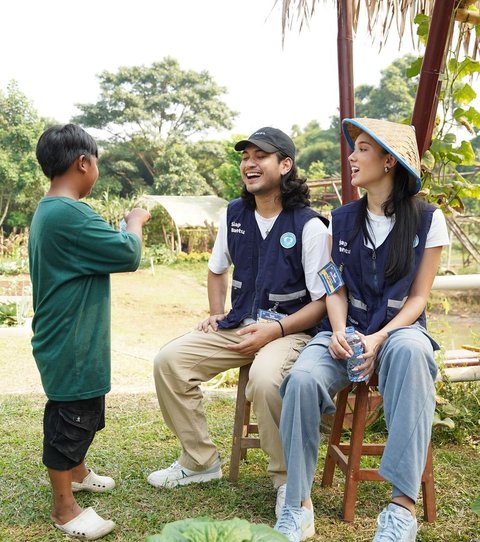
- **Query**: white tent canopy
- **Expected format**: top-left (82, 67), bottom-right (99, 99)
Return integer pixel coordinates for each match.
top-left (138, 195), bottom-right (227, 228)
top-left (138, 195), bottom-right (228, 252)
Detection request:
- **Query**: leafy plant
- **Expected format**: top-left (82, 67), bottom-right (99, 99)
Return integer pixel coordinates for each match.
top-left (409, 14), bottom-right (480, 212)
top-left (146, 517), bottom-right (288, 542)
top-left (0, 302), bottom-right (17, 327)
top-left (432, 394), bottom-right (457, 430)
top-left (142, 244), bottom-right (177, 265)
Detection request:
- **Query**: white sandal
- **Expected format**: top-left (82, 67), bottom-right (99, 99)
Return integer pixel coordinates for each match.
top-left (72, 469), bottom-right (115, 493)
top-left (54, 507), bottom-right (115, 540)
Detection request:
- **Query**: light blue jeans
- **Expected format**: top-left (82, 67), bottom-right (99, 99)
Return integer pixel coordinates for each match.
top-left (279, 326), bottom-right (438, 506)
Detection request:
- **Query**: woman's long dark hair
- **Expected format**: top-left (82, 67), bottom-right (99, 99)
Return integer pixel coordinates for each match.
top-left (240, 152), bottom-right (310, 210)
top-left (353, 162), bottom-right (421, 284)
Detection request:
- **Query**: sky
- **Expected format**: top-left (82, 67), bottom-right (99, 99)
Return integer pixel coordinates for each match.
top-left (1, 0), bottom-right (420, 139)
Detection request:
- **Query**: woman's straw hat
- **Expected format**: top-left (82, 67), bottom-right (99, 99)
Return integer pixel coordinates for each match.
top-left (342, 118), bottom-right (422, 194)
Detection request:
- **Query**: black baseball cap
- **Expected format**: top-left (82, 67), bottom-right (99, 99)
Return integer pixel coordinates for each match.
top-left (234, 127), bottom-right (296, 160)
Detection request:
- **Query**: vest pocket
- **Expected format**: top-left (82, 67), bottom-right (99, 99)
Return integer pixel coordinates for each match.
top-left (268, 289), bottom-right (307, 303)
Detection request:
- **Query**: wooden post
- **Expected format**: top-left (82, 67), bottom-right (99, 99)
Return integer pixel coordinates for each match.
top-left (337, 0), bottom-right (357, 204)
top-left (411, 0), bottom-right (457, 156)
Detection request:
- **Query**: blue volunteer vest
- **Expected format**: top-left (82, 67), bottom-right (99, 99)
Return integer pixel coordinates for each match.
top-left (325, 199), bottom-right (436, 334)
top-left (218, 198), bottom-right (327, 331)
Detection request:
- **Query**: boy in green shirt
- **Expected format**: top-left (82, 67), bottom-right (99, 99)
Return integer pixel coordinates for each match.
top-left (29, 124), bottom-right (150, 540)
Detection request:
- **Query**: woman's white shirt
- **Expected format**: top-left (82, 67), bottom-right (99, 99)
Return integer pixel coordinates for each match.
top-left (208, 209), bottom-right (330, 301)
top-left (326, 208), bottom-right (450, 249)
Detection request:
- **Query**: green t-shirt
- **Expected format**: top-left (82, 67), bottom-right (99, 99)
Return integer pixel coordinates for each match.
top-left (28, 197), bottom-right (142, 401)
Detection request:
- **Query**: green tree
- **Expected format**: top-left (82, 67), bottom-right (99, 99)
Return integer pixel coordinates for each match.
top-left (189, 140), bottom-right (232, 197)
top-left (73, 58), bottom-right (237, 195)
top-left (293, 120), bottom-right (340, 178)
top-left (213, 137), bottom-right (243, 201)
top-left (0, 81), bottom-right (46, 229)
top-left (355, 55), bottom-right (418, 121)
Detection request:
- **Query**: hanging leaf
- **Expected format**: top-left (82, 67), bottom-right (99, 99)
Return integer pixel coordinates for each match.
top-left (453, 82), bottom-right (477, 104)
top-left (421, 150), bottom-right (436, 171)
top-left (406, 57), bottom-right (423, 78)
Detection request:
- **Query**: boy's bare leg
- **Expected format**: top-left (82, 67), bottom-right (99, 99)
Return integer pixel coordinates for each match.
top-left (48, 467), bottom-right (82, 525)
top-left (71, 461), bottom-right (90, 483)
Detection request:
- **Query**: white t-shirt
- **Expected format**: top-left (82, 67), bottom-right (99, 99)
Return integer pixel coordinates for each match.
top-left (208, 209), bottom-right (330, 301)
top-left (327, 208), bottom-right (450, 249)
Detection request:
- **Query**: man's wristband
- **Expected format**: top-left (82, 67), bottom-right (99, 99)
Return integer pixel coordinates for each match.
top-left (276, 319), bottom-right (285, 337)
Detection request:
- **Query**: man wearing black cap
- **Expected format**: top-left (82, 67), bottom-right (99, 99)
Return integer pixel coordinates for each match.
top-left (148, 127), bottom-right (329, 516)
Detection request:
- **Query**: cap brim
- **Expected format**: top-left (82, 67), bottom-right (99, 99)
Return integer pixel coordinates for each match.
top-left (342, 118), bottom-right (422, 194)
top-left (234, 139), bottom-right (279, 154)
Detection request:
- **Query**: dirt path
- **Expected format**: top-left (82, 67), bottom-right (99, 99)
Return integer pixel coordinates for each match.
top-left (1, 267), bottom-right (478, 395)
top-left (0, 267), bottom-right (210, 395)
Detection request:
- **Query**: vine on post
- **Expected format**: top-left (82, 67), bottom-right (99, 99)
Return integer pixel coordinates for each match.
top-left (407, 11), bottom-right (480, 212)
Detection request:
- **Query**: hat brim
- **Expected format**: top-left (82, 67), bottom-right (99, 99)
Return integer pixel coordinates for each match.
top-left (342, 118), bottom-right (421, 194)
top-left (234, 139), bottom-right (280, 154)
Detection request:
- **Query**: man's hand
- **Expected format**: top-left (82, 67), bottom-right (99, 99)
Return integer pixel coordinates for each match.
top-left (197, 313), bottom-right (226, 332)
top-left (226, 323), bottom-right (282, 355)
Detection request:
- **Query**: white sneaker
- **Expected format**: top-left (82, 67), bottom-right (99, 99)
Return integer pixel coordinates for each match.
top-left (147, 458), bottom-right (222, 488)
top-left (372, 503), bottom-right (417, 541)
top-left (276, 483), bottom-right (287, 517)
top-left (274, 504), bottom-right (315, 542)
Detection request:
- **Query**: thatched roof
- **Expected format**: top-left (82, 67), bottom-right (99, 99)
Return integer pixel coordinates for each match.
top-left (276, 0), bottom-right (480, 57)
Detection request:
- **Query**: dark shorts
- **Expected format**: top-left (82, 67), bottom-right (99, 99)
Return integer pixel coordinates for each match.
top-left (42, 396), bottom-right (105, 471)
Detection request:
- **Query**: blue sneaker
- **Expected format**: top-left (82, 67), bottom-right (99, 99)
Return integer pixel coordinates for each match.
top-left (275, 484), bottom-right (287, 517)
top-left (373, 503), bottom-right (417, 541)
top-left (274, 504), bottom-right (315, 542)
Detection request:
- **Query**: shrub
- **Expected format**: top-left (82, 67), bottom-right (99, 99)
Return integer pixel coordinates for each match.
top-left (0, 302), bottom-right (17, 327)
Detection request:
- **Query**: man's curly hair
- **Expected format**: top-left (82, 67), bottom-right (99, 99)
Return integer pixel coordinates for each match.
top-left (240, 152), bottom-right (311, 210)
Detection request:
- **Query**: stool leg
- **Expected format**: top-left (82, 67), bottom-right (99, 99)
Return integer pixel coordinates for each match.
top-left (322, 386), bottom-right (351, 487)
top-left (229, 364), bottom-right (251, 483)
top-left (241, 399), bottom-right (252, 461)
top-left (343, 382), bottom-right (370, 522)
top-left (421, 441), bottom-right (436, 522)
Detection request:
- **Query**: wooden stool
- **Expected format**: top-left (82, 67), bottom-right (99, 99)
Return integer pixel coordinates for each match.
top-left (321, 374), bottom-right (436, 522)
top-left (229, 363), bottom-right (261, 482)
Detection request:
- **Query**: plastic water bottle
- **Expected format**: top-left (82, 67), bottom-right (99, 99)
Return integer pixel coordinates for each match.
top-left (345, 326), bottom-right (367, 382)
top-left (119, 218), bottom-right (127, 232)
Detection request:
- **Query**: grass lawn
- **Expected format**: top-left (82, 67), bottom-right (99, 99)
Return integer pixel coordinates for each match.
top-left (0, 263), bottom-right (479, 541)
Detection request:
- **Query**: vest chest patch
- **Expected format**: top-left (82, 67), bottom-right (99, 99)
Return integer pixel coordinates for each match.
top-left (230, 221), bottom-right (245, 235)
top-left (338, 238), bottom-right (351, 254)
top-left (280, 232), bottom-right (296, 249)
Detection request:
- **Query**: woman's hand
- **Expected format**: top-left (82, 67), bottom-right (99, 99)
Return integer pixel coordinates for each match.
top-left (328, 330), bottom-right (352, 359)
top-left (351, 330), bottom-right (388, 381)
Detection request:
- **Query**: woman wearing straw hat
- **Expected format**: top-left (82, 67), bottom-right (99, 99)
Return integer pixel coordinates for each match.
top-left (274, 118), bottom-right (449, 542)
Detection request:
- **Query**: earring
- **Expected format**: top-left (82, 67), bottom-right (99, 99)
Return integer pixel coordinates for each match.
top-left (384, 166), bottom-right (390, 173)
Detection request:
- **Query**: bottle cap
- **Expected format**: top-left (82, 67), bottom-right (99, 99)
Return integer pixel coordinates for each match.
top-left (345, 326), bottom-right (355, 334)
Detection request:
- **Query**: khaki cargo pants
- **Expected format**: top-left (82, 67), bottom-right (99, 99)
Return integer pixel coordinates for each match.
top-left (153, 328), bottom-right (310, 488)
